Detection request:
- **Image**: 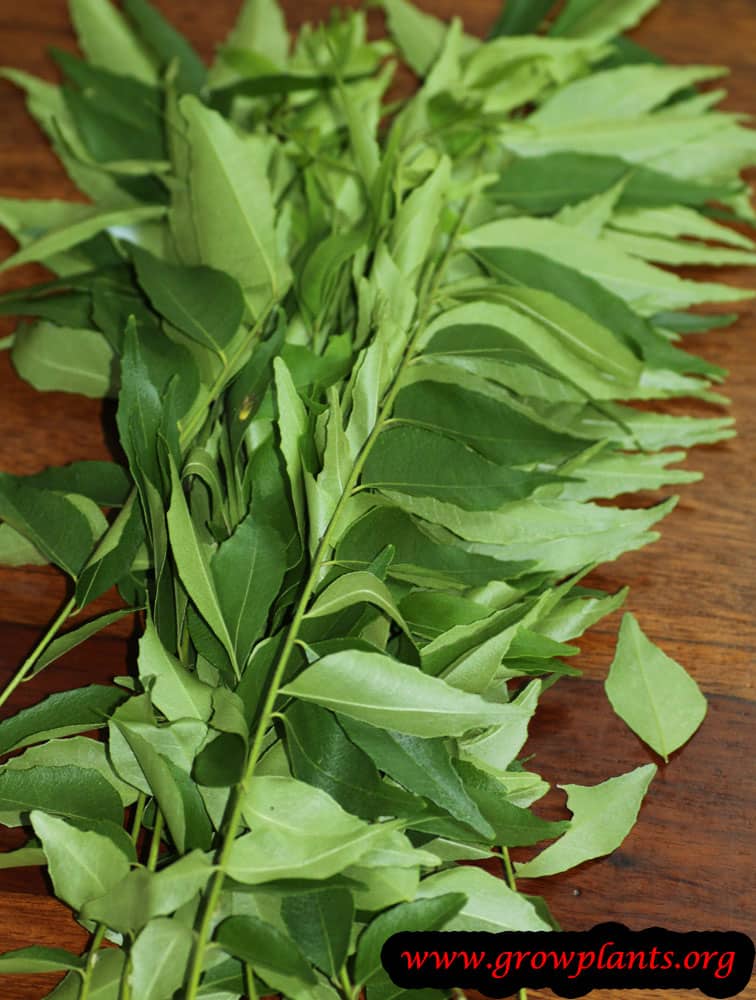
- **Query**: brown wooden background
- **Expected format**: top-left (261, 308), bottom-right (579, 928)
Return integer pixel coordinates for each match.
top-left (0, 1), bottom-right (754, 998)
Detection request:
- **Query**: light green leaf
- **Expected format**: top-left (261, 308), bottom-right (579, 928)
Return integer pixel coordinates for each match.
top-left (129, 918), bottom-right (194, 1000)
top-left (210, 0), bottom-right (289, 83)
top-left (0, 203), bottom-right (164, 273)
top-left (31, 811), bottom-right (130, 909)
top-left (281, 650), bottom-right (532, 738)
top-left (167, 457), bottom-right (237, 673)
top-left (0, 946), bottom-right (84, 974)
top-left (274, 356), bottom-right (308, 534)
top-left (551, 0), bottom-right (660, 41)
top-left (138, 616), bottom-right (214, 722)
top-left (11, 321), bottom-right (114, 398)
top-left (605, 613), bottom-right (707, 761)
top-left (415, 866), bottom-right (551, 931)
top-left (306, 571), bottom-right (410, 634)
top-left (35, 609), bottom-right (136, 675)
top-left (228, 775), bottom-right (402, 883)
top-left (534, 64), bottom-right (723, 126)
top-left (211, 513), bottom-right (286, 669)
top-left (70, 0), bottom-right (158, 83)
top-left (515, 763), bottom-right (657, 878)
top-left (45, 950), bottom-right (124, 1000)
top-left (464, 217), bottom-right (751, 314)
top-left (180, 96), bottom-right (288, 314)
top-left (82, 851), bottom-right (213, 934)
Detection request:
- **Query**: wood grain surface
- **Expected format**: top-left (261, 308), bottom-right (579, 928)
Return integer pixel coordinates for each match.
top-left (0, 1), bottom-right (754, 999)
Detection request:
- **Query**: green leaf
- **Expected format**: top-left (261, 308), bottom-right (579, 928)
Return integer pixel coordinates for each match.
top-left (216, 915), bottom-right (316, 984)
top-left (489, 0), bottom-right (557, 37)
top-left (282, 702), bottom-right (417, 821)
top-left (131, 245), bottom-right (245, 358)
top-left (70, 0), bottom-right (157, 83)
top-left (180, 96), bottom-right (288, 314)
top-left (129, 918), bottom-right (194, 1000)
top-left (306, 571), bottom-right (410, 634)
top-left (339, 717), bottom-right (495, 839)
top-left (534, 64), bottom-right (722, 127)
top-left (34, 609), bottom-right (136, 674)
top-left (3, 737), bottom-right (136, 807)
top-left (491, 152), bottom-right (736, 214)
top-left (0, 686), bottom-right (126, 756)
top-left (228, 775), bottom-right (402, 883)
top-left (138, 616), bottom-right (214, 721)
top-left (281, 888), bottom-right (353, 978)
top-left (515, 763), bottom-right (657, 878)
top-left (281, 650), bottom-right (532, 738)
top-left (82, 851), bottom-right (212, 934)
top-left (75, 491), bottom-right (146, 608)
top-left (382, 0), bottom-right (452, 77)
top-left (0, 203), bottom-right (165, 273)
top-left (31, 811), bottom-right (130, 909)
top-left (0, 765), bottom-right (123, 827)
top-left (363, 426), bottom-right (560, 510)
top-left (416, 866), bottom-right (551, 931)
top-left (22, 461), bottom-right (131, 507)
top-left (11, 321), bottom-right (114, 398)
top-left (465, 217), bottom-right (751, 314)
top-left (605, 613), bottom-right (707, 761)
top-left (167, 456), bottom-right (237, 673)
top-left (355, 893), bottom-right (467, 989)
top-left (0, 475), bottom-right (101, 579)
top-left (210, 0), bottom-right (289, 82)
top-left (551, 0), bottom-right (660, 40)
top-left (454, 760), bottom-right (569, 846)
top-left (45, 950), bottom-right (125, 1000)
top-left (478, 246), bottom-right (721, 377)
top-left (336, 506), bottom-right (530, 589)
top-left (211, 514), bottom-right (286, 669)
top-left (394, 379), bottom-right (583, 467)
top-left (123, 0), bottom-right (206, 95)
top-left (0, 947), bottom-right (85, 974)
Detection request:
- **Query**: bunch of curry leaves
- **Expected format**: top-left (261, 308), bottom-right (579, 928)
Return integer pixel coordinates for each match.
top-left (0, 0), bottom-right (753, 997)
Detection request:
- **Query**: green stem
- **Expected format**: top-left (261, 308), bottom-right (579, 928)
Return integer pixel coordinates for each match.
top-left (183, 196), bottom-right (475, 1000)
top-left (244, 962), bottom-right (258, 1000)
top-left (146, 809), bottom-right (164, 871)
top-left (129, 792), bottom-right (146, 843)
top-left (340, 967), bottom-right (355, 1000)
top-left (0, 595), bottom-right (76, 711)
top-left (501, 848), bottom-right (528, 1000)
top-left (78, 924), bottom-right (107, 1000)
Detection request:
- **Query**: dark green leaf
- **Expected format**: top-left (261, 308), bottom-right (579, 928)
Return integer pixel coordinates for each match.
top-left (491, 153), bottom-right (735, 215)
top-left (489, 0), bottom-right (557, 37)
top-left (0, 766), bottom-right (123, 826)
top-left (454, 760), bottom-right (569, 846)
top-left (363, 426), bottom-right (560, 510)
top-left (282, 702), bottom-right (418, 821)
top-left (215, 915), bottom-right (317, 984)
top-left (131, 245), bottom-right (245, 357)
top-left (354, 894), bottom-right (467, 988)
top-left (281, 888), bottom-right (353, 977)
top-left (0, 685), bottom-right (127, 757)
top-left (123, 0), bottom-right (206, 95)
top-left (339, 717), bottom-right (495, 839)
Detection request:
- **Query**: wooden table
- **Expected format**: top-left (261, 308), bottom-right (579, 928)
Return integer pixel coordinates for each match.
top-left (0, 1), bottom-right (753, 998)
